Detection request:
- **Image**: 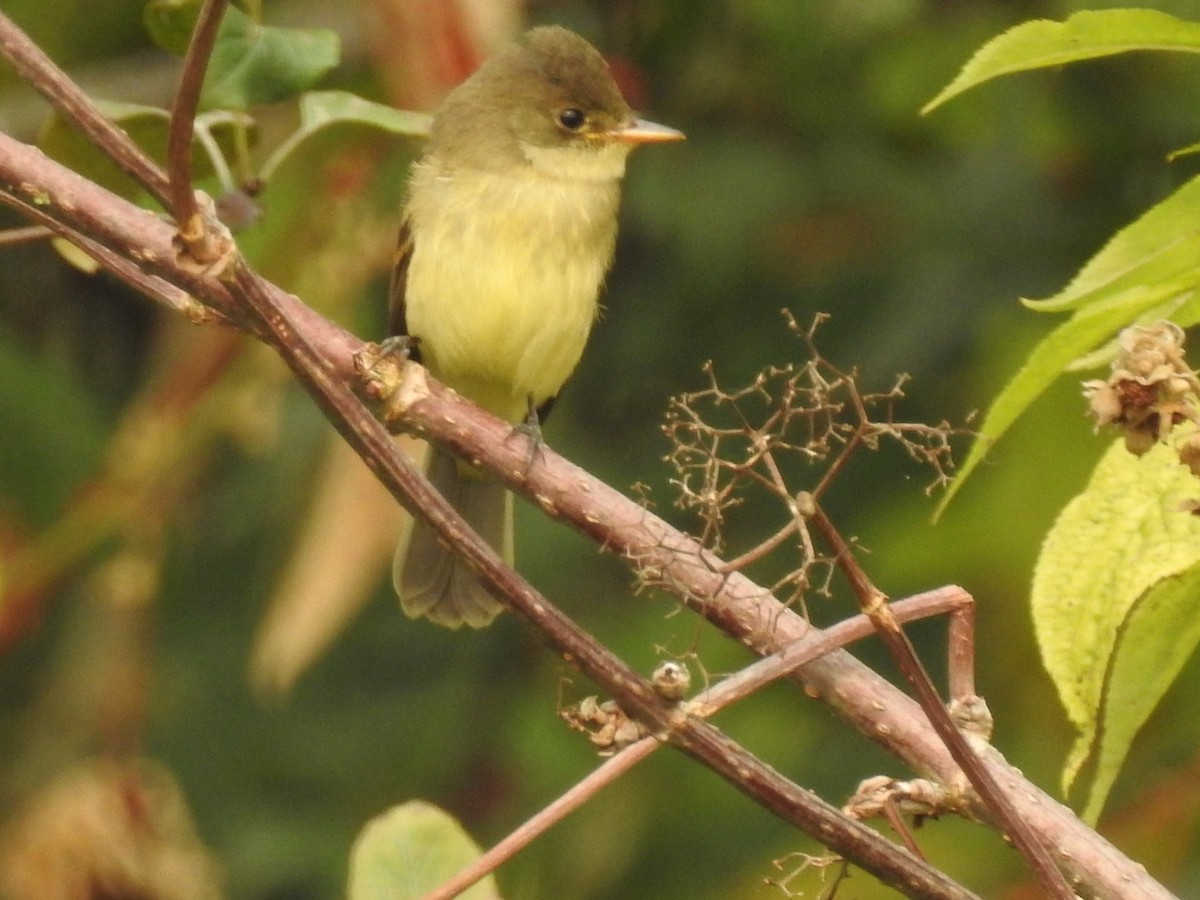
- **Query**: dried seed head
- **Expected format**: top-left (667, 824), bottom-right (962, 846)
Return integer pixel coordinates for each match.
top-left (1085, 322), bottom-right (1200, 451)
top-left (651, 661), bottom-right (692, 700)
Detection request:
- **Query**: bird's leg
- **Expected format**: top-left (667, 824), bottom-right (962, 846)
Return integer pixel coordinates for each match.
top-left (508, 396), bottom-right (546, 475)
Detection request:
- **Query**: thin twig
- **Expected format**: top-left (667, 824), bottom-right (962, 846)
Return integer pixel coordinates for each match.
top-left (718, 518), bottom-right (798, 572)
top-left (0, 224), bottom-right (52, 246)
top-left (167, 0), bottom-right (227, 241)
top-left (882, 798), bottom-right (926, 861)
top-left (691, 586), bottom-right (975, 716)
top-left (947, 598), bottom-right (975, 701)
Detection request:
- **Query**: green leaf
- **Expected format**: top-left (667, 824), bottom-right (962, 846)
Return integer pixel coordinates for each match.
top-left (1065, 290), bottom-right (1197, 373)
top-left (924, 9), bottom-right (1200, 113)
top-left (1022, 174), bottom-right (1200, 313)
top-left (143, 1), bottom-right (339, 109)
top-left (50, 237), bottom-right (102, 274)
top-left (203, 8), bottom-right (339, 110)
top-left (934, 284), bottom-right (1181, 516)
top-left (260, 91), bottom-right (431, 182)
top-left (347, 801), bottom-right (500, 900)
top-left (1032, 438), bottom-right (1200, 822)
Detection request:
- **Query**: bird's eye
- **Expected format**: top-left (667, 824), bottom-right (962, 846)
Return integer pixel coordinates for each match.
top-left (557, 108), bottom-right (587, 131)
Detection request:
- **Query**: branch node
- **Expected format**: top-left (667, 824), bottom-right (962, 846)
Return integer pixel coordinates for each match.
top-left (180, 295), bottom-right (227, 327)
top-left (948, 694), bottom-right (994, 750)
top-left (353, 339), bottom-right (430, 429)
top-left (171, 192), bottom-right (235, 278)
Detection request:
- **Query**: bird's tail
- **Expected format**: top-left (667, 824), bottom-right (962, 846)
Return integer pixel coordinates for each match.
top-left (393, 447), bottom-right (512, 628)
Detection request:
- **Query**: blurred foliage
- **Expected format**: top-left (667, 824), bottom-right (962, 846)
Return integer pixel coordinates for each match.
top-left (3, 1), bottom-right (1200, 898)
top-left (346, 801), bottom-right (499, 900)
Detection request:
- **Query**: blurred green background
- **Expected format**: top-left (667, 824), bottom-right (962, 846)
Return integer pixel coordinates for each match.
top-left (3, 0), bottom-right (1200, 897)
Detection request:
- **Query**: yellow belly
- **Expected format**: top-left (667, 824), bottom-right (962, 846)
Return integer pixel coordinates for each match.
top-left (404, 164), bottom-right (619, 423)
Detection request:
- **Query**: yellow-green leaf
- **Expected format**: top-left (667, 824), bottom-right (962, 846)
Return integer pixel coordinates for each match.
top-left (1065, 287), bottom-right (1198, 372)
top-left (347, 801), bottom-right (500, 900)
top-left (50, 237), bottom-right (101, 274)
top-left (924, 9), bottom-right (1200, 113)
top-left (1079, 564), bottom-right (1200, 823)
top-left (1032, 438), bottom-right (1200, 822)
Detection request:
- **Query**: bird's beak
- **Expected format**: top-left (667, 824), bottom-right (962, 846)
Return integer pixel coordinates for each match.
top-left (608, 118), bottom-right (685, 145)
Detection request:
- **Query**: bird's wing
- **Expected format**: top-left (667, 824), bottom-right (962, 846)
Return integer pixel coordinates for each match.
top-left (387, 222), bottom-right (415, 341)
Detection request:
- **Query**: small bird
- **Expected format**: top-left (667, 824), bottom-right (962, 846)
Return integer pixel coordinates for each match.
top-left (390, 25), bottom-right (684, 628)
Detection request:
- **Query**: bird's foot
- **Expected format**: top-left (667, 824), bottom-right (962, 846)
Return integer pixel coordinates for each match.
top-left (507, 400), bottom-right (546, 476)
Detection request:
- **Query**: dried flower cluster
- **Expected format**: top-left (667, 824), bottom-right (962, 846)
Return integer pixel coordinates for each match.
top-left (559, 696), bottom-right (647, 755)
top-left (660, 313), bottom-right (963, 610)
top-left (1083, 321), bottom-right (1200, 474)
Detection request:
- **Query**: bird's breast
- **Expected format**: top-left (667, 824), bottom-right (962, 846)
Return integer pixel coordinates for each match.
top-left (404, 164), bottom-right (621, 422)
